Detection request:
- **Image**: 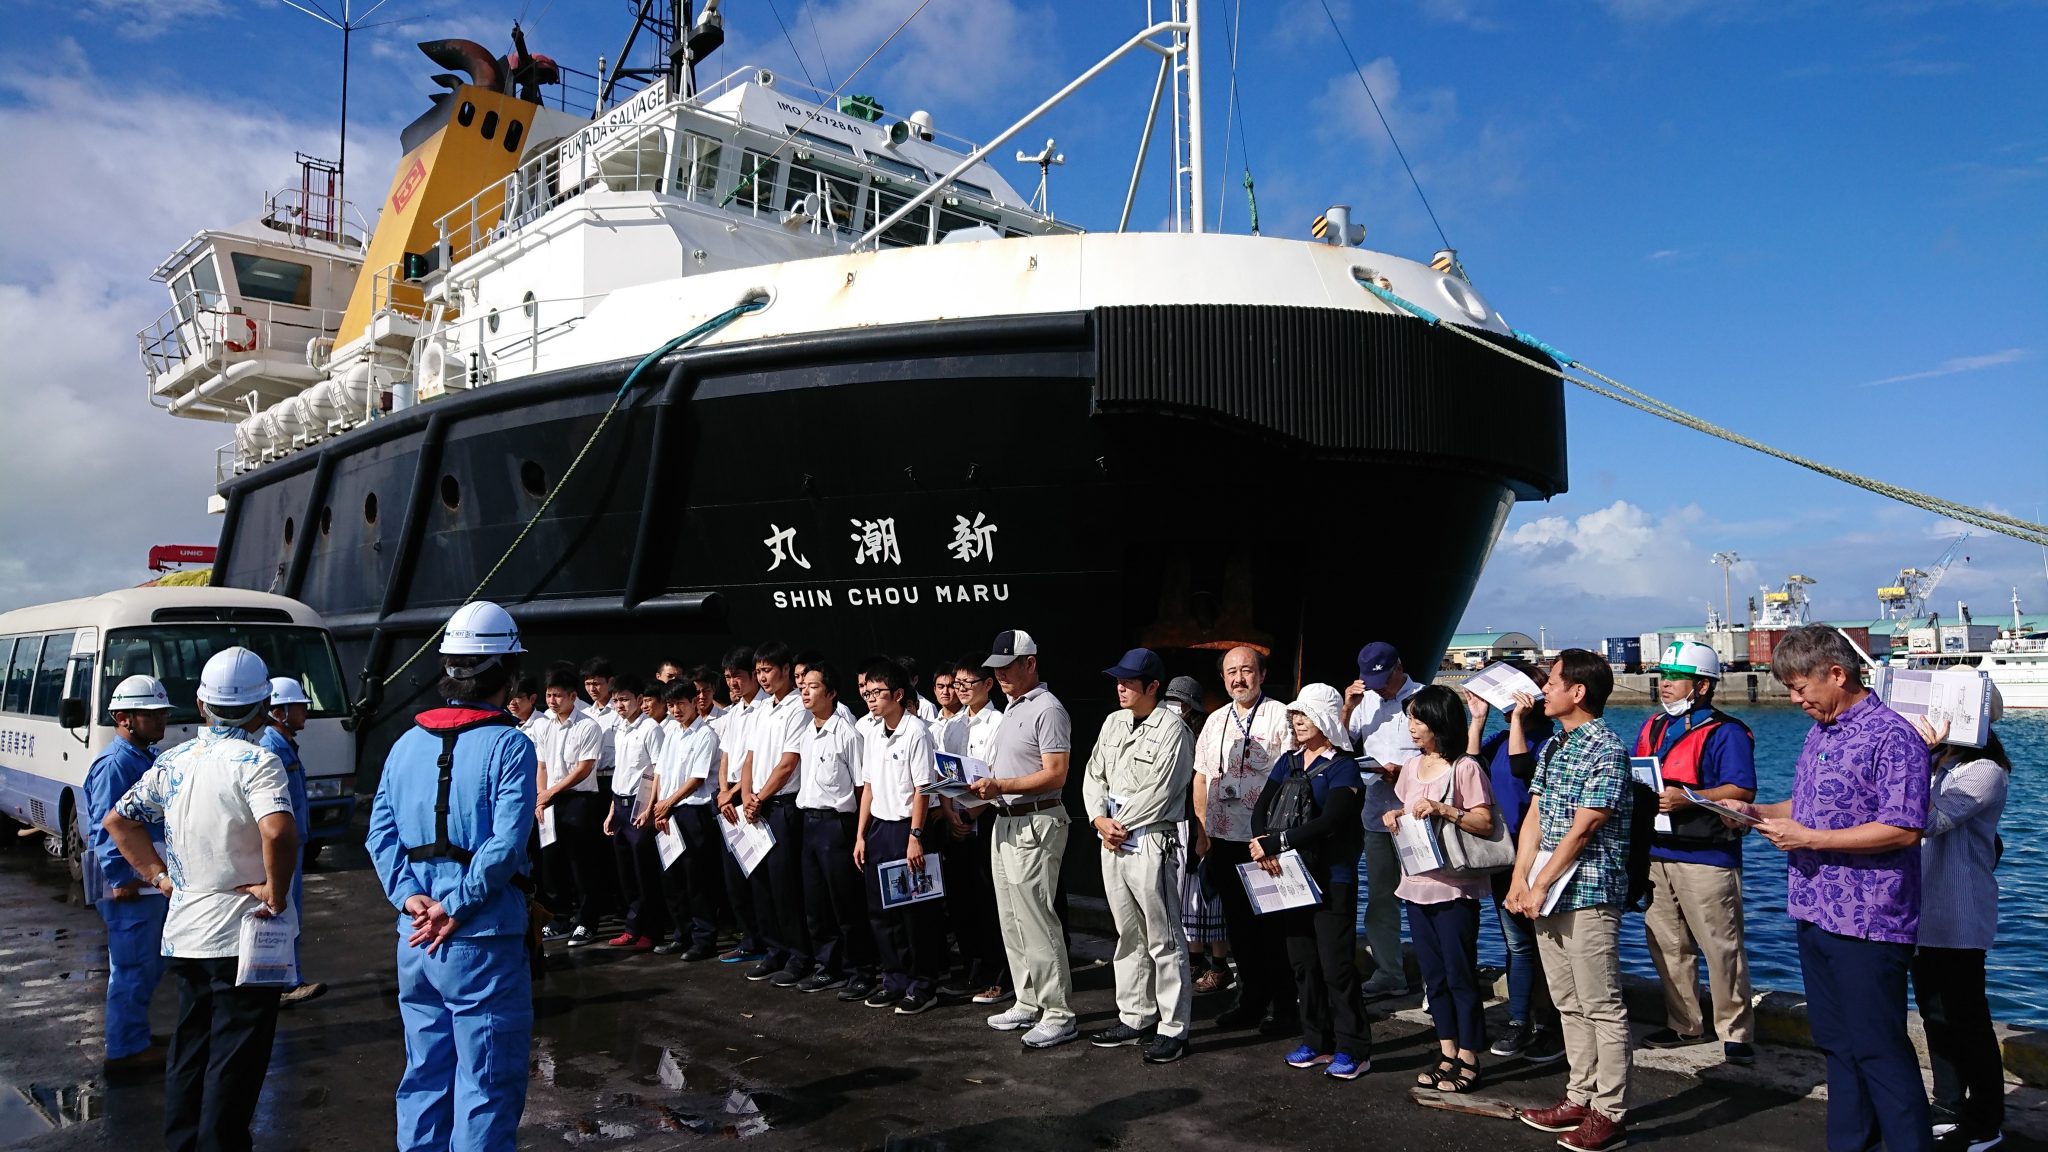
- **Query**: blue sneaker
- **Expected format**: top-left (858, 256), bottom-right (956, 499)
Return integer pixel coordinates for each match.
top-left (719, 948), bottom-right (764, 965)
top-left (1285, 1045), bottom-right (1331, 1068)
top-left (1326, 1052), bottom-right (1369, 1080)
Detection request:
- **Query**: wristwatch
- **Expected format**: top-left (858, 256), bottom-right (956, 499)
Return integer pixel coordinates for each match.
top-left (908, 828), bottom-right (923, 840)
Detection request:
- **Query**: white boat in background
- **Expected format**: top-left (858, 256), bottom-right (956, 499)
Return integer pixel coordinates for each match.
top-left (1902, 590), bottom-right (2048, 711)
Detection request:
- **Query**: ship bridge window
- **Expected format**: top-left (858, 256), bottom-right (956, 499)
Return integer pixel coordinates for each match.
top-left (938, 205), bottom-right (1000, 240)
top-left (789, 128), bottom-right (858, 158)
top-left (739, 150), bottom-right (781, 212)
top-left (789, 159), bottom-right (862, 232)
top-left (172, 257), bottom-right (224, 321)
top-left (871, 187), bottom-right (931, 248)
top-left (679, 132), bottom-right (724, 200)
top-left (230, 253), bottom-right (312, 307)
top-left (951, 179), bottom-right (995, 202)
top-left (867, 154), bottom-right (927, 184)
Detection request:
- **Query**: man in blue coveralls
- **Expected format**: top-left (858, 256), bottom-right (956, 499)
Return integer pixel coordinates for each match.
top-left (262, 677), bottom-right (328, 1006)
top-left (83, 674), bottom-right (175, 1071)
top-left (367, 601), bottom-right (538, 1151)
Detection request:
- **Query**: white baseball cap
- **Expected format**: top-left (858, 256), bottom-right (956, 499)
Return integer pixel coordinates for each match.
top-left (985, 629), bottom-right (1038, 668)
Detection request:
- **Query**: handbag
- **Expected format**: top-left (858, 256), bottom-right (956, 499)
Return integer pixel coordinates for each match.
top-left (1431, 762), bottom-right (1515, 876)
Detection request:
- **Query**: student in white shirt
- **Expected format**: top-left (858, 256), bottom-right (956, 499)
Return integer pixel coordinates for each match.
top-left (651, 680), bottom-right (724, 960)
top-left (536, 668), bottom-right (606, 945)
top-left (792, 662), bottom-right (879, 1001)
top-left (714, 648), bottom-right (767, 963)
top-left (938, 656), bottom-right (1011, 1004)
top-left (854, 660), bottom-right (947, 1016)
top-left (582, 658), bottom-right (621, 790)
top-left (602, 674), bottom-right (669, 951)
top-left (739, 641), bottom-right (815, 986)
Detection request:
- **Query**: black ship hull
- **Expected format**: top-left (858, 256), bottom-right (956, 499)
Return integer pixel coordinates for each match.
top-left (213, 304), bottom-right (1566, 802)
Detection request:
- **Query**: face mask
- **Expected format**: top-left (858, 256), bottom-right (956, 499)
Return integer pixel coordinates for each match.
top-left (1661, 696), bottom-right (1693, 718)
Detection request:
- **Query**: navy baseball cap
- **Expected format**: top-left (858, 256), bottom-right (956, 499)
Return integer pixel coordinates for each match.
top-left (1103, 647), bottom-right (1166, 683)
top-left (985, 629), bottom-right (1039, 668)
top-left (1356, 641), bottom-right (1402, 691)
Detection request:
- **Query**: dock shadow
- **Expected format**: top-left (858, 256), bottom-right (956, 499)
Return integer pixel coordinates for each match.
top-left (859, 1086), bottom-right (1202, 1152)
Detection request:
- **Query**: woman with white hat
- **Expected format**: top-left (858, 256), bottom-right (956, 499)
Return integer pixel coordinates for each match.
top-left (1908, 685), bottom-right (2010, 1152)
top-left (1248, 683), bottom-right (1372, 1081)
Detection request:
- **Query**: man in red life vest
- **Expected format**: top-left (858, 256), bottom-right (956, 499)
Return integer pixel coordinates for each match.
top-left (1633, 640), bottom-right (1758, 1066)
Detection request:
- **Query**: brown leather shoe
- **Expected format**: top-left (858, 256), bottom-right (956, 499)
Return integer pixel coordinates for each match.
top-left (1557, 1111), bottom-right (1628, 1151)
top-left (104, 1043), bottom-right (167, 1072)
top-left (1518, 1098), bottom-right (1590, 1134)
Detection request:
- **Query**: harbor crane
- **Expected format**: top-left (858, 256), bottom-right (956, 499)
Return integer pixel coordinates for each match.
top-left (1876, 532), bottom-right (1971, 622)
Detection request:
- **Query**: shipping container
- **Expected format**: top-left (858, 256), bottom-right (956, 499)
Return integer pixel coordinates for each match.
top-left (1640, 631), bottom-right (1672, 664)
top-left (1939, 625), bottom-right (1998, 654)
top-left (1750, 626), bottom-right (1872, 668)
top-left (1908, 627), bottom-right (1939, 655)
top-left (1708, 630), bottom-right (1745, 670)
top-left (1604, 636), bottom-right (1642, 672)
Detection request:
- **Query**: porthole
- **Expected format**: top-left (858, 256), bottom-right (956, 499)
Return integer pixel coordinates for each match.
top-left (480, 110), bottom-right (499, 140)
top-left (504, 120), bottom-right (524, 151)
top-left (364, 492), bottom-right (379, 525)
top-left (487, 308), bottom-right (500, 333)
top-left (320, 505), bottom-right (332, 538)
top-left (519, 460), bottom-right (546, 499)
top-left (440, 474), bottom-right (462, 511)
top-left (457, 101), bottom-right (476, 127)
top-left (283, 517), bottom-right (295, 547)
top-left (521, 291), bottom-right (536, 319)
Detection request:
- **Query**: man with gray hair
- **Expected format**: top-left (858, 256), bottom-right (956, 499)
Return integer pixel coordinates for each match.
top-left (1720, 625), bottom-right (1931, 1152)
top-left (105, 647), bottom-right (299, 1152)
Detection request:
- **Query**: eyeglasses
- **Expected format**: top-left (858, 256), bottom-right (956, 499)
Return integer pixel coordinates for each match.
top-left (953, 676), bottom-right (986, 687)
top-left (860, 688), bottom-right (893, 699)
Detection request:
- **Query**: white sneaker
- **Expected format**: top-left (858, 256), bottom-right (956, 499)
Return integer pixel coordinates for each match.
top-left (1966, 1135), bottom-right (2003, 1152)
top-left (1020, 1018), bottom-right (1078, 1049)
top-left (986, 1004), bottom-right (1038, 1031)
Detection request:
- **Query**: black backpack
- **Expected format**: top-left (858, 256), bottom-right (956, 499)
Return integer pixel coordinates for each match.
top-left (1268, 751), bottom-right (1337, 835)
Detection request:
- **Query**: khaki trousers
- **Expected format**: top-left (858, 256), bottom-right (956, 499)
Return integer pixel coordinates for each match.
top-left (1644, 859), bottom-right (1755, 1043)
top-left (993, 811), bottom-right (1074, 1025)
top-left (1102, 829), bottom-right (1192, 1038)
top-left (1536, 903), bottom-right (1631, 1122)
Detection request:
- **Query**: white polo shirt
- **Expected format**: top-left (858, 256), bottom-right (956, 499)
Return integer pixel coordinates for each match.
top-left (960, 703), bottom-right (1003, 762)
top-left (611, 713), bottom-right (662, 799)
top-left (536, 708), bottom-right (603, 793)
top-left (1346, 677), bottom-right (1424, 831)
top-left (915, 695), bottom-right (941, 723)
top-left (861, 712), bottom-right (938, 822)
top-left (114, 727), bottom-right (295, 959)
top-left (586, 700), bottom-right (620, 771)
top-left (656, 716), bottom-right (720, 807)
top-left (747, 690), bottom-right (807, 797)
top-left (797, 711), bottom-right (862, 813)
top-left (716, 692), bottom-right (762, 786)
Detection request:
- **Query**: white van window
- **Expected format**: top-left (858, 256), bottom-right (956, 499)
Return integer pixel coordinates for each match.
top-left (2, 636), bottom-right (37, 714)
top-left (100, 624), bottom-right (347, 725)
top-left (27, 632), bottom-right (74, 718)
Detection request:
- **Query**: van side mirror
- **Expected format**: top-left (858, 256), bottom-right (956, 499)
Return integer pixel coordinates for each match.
top-left (59, 697), bottom-right (87, 729)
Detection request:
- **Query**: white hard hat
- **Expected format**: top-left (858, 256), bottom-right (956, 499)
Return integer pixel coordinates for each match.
top-left (109, 675), bottom-right (174, 712)
top-left (441, 601), bottom-right (525, 655)
top-left (1658, 640), bottom-right (1722, 680)
top-left (269, 676), bottom-right (311, 707)
top-left (196, 647), bottom-right (273, 707)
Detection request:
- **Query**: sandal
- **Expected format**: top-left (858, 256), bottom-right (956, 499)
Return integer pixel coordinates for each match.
top-left (1433, 1058), bottom-right (1481, 1094)
top-left (1415, 1055), bottom-right (1458, 1088)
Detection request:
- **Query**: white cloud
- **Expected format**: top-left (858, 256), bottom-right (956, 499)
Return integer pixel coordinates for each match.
top-left (0, 44), bottom-right (333, 612)
top-left (772, 0), bottom-right (1058, 115)
top-left (79, 0), bottom-right (224, 40)
top-left (1862, 347), bottom-right (2028, 387)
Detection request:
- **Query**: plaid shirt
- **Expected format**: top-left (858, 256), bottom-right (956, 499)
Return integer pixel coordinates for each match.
top-left (1528, 717), bottom-right (1633, 914)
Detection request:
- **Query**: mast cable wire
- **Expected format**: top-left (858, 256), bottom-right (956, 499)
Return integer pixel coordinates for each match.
top-left (764, 0), bottom-right (821, 89)
top-left (802, 0), bottom-right (837, 90)
top-left (721, 0), bottom-right (940, 208)
top-left (375, 299), bottom-right (767, 689)
top-left (1316, 0), bottom-right (1450, 252)
top-left (1356, 281), bottom-right (2048, 548)
top-left (1214, 0), bottom-right (1258, 234)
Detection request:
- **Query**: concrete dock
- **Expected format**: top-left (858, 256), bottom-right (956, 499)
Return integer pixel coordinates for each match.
top-left (3, 837), bottom-right (2043, 1151)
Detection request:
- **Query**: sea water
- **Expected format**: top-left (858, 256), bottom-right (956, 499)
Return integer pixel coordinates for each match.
top-left (1475, 706), bottom-right (2046, 1028)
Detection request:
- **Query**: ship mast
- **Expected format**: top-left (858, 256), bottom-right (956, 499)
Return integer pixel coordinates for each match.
top-left (1163, 0), bottom-right (1207, 232)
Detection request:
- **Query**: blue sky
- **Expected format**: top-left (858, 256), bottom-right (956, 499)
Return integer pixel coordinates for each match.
top-left (1, 0), bottom-right (2043, 645)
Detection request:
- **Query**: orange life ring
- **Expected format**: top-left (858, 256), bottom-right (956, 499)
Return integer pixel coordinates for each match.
top-left (222, 317), bottom-right (258, 353)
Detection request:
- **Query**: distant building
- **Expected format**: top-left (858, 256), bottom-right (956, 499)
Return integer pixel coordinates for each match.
top-left (1442, 631), bottom-right (1539, 670)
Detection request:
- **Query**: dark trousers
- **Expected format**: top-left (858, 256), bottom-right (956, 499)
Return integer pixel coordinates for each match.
top-left (165, 957), bottom-right (283, 1152)
top-left (1408, 897), bottom-right (1486, 1052)
top-left (1913, 945), bottom-right (2005, 1140)
top-left (1210, 837), bottom-right (1297, 1020)
top-left (662, 805), bottom-right (725, 948)
top-left (1797, 921), bottom-right (1933, 1152)
top-left (865, 817), bottom-right (947, 998)
top-left (801, 808), bottom-right (874, 977)
top-left (543, 791), bottom-right (609, 930)
top-left (748, 797), bottom-right (812, 972)
top-left (609, 795), bottom-right (671, 939)
top-left (1284, 878), bottom-right (1371, 1058)
top-left (941, 807), bottom-right (1009, 987)
top-left (719, 804), bottom-right (763, 953)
